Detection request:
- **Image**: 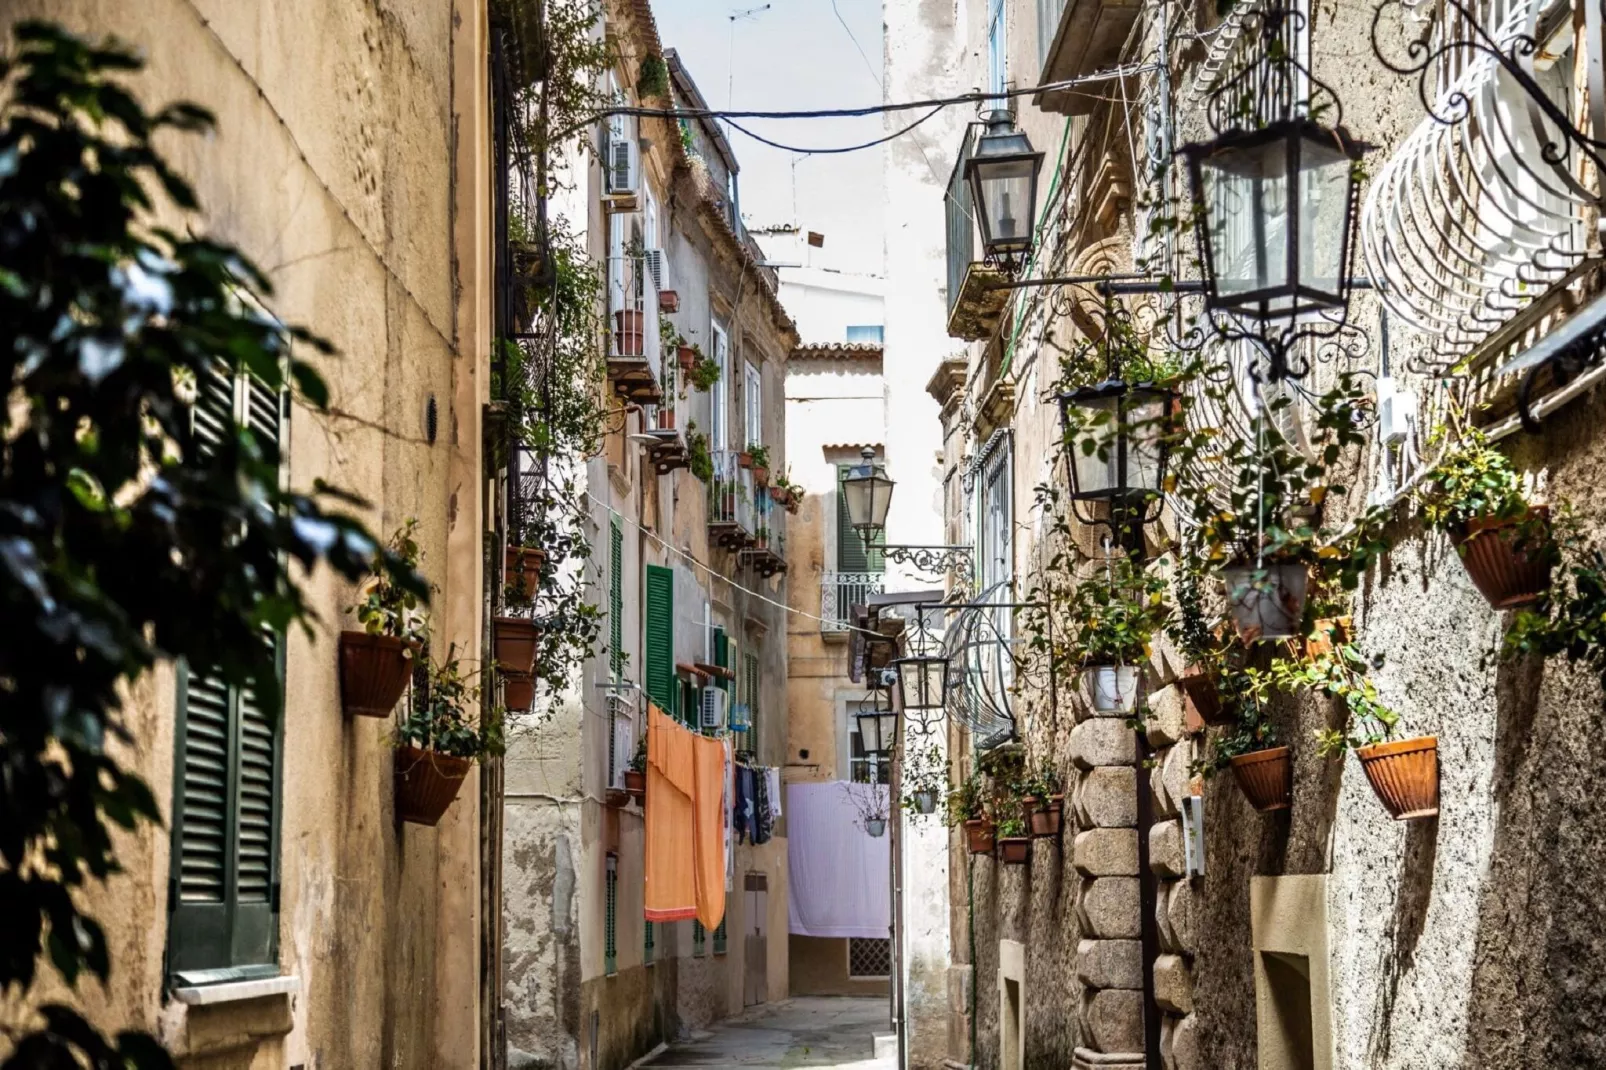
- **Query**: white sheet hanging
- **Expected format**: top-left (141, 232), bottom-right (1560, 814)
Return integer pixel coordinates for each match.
top-left (785, 781), bottom-right (890, 939)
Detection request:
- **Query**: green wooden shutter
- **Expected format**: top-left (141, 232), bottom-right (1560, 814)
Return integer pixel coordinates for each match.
top-left (745, 651), bottom-right (760, 742)
top-left (169, 368), bottom-right (285, 979)
top-left (609, 520), bottom-right (624, 681)
top-left (644, 918), bottom-right (656, 965)
top-left (644, 564), bottom-right (675, 717)
top-left (693, 919), bottom-right (706, 957)
top-left (836, 464), bottom-right (884, 572)
top-left (714, 627), bottom-right (730, 693)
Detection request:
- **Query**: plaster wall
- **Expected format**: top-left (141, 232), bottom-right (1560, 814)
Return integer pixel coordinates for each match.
top-left (3, 1), bottom-right (493, 1067)
top-left (778, 269), bottom-right (887, 344)
top-left (790, 937), bottom-right (893, 998)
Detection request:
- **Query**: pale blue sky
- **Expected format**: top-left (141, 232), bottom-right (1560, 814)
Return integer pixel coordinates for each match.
top-left (654, 0), bottom-right (886, 276)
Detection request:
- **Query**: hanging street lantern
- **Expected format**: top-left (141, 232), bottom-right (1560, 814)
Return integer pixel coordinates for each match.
top-left (855, 703), bottom-right (899, 758)
top-left (841, 447), bottom-right (895, 548)
top-left (894, 649), bottom-right (949, 713)
top-left (1180, 120), bottom-right (1364, 322)
top-left (1057, 379), bottom-right (1175, 533)
top-left (964, 111), bottom-right (1044, 271)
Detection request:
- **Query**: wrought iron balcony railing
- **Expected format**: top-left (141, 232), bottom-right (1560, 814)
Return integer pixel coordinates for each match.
top-left (820, 572), bottom-right (886, 634)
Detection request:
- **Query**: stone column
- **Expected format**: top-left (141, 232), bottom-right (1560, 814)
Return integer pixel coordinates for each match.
top-left (1146, 689), bottom-right (1199, 1070)
top-left (1070, 698), bottom-right (1145, 1069)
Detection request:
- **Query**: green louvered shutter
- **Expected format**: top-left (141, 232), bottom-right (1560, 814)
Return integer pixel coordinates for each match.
top-left (610, 520), bottom-right (624, 681)
top-left (745, 651), bottom-right (760, 744)
top-left (169, 367), bottom-right (285, 979)
top-left (836, 464), bottom-right (885, 572)
top-left (714, 627), bottom-right (730, 693)
top-left (644, 565), bottom-right (675, 717)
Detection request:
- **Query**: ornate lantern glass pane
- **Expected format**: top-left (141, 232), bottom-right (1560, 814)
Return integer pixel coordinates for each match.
top-left (855, 709), bottom-right (899, 755)
top-left (964, 116), bottom-right (1043, 264)
top-left (1059, 384), bottom-right (1172, 503)
top-left (1296, 128), bottom-right (1355, 302)
top-left (1197, 131), bottom-right (1290, 314)
top-left (896, 655), bottom-right (948, 711)
top-left (842, 450), bottom-right (894, 541)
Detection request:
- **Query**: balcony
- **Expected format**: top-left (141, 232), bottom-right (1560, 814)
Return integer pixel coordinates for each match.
top-left (707, 449), bottom-right (756, 550)
top-left (1035, 0), bottom-right (1142, 116)
top-left (639, 366), bottom-right (689, 474)
top-left (820, 572), bottom-right (886, 636)
top-left (741, 485), bottom-right (788, 577)
top-left (606, 253), bottom-right (663, 405)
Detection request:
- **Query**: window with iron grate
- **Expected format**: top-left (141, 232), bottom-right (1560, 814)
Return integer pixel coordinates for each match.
top-left (848, 937), bottom-right (892, 979)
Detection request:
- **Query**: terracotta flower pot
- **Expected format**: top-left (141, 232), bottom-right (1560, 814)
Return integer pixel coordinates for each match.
top-left (624, 769), bottom-right (646, 804)
top-left (395, 745), bottom-right (473, 826)
top-left (659, 289), bottom-right (680, 313)
top-left (493, 616), bottom-right (541, 676)
top-left (1085, 665), bottom-right (1141, 714)
top-left (1222, 562), bottom-right (1309, 642)
top-left (502, 669), bottom-right (535, 713)
top-left (1300, 617), bottom-right (1350, 660)
top-left (613, 310), bottom-right (644, 356)
top-left (753, 465), bottom-right (770, 487)
top-left (997, 837), bottom-right (1031, 865)
top-left (678, 345), bottom-right (698, 373)
top-left (1229, 746), bottom-right (1293, 812)
top-left (1029, 798), bottom-right (1063, 838)
top-left (963, 818), bottom-right (995, 855)
top-left (737, 451), bottom-right (754, 469)
top-left (1177, 666), bottom-right (1232, 727)
top-left (505, 545), bottom-right (546, 601)
top-left (1357, 736), bottom-right (1439, 820)
top-left (339, 631), bottom-right (420, 718)
top-left (1452, 508), bottom-right (1553, 609)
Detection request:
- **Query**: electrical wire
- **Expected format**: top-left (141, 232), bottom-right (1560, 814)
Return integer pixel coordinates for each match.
top-left (725, 106), bottom-right (946, 155)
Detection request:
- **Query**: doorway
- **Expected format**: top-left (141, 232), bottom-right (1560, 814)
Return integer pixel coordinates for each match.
top-left (744, 873), bottom-right (768, 1007)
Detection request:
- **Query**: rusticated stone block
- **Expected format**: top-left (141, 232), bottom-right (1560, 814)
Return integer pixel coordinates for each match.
top-left (1077, 877), bottom-right (1142, 939)
top-left (1084, 987), bottom-right (1145, 1053)
top-left (1151, 743), bottom-right (1190, 820)
top-left (1149, 820), bottom-right (1185, 879)
top-left (1070, 718), bottom-right (1138, 769)
top-left (1168, 1013), bottom-right (1201, 1070)
top-left (1155, 879), bottom-right (1180, 954)
top-left (1169, 878), bottom-right (1197, 954)
top-left (1146, 684), bottom-right (1187, 747)
top-left (1076, 938), bottom-right (1143, 990)
top-left (1074, 828), bottom-right (1140, 877)
top-left (1073, 1049), bottom-right (1145, 1070)
top-left (1075, 766), bottom-right (1138, 828)
top-left (1153, 953), bottom-right (1194, 1015)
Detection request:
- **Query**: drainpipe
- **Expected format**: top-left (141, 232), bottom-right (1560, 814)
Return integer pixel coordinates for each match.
top-left (892, 720), bottom-right (907, 1070)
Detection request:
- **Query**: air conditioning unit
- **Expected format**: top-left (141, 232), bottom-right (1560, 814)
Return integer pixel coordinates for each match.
top-left (604, 131), bottom-right (640, 210)
top-left (643, 248), bottom-right (667, 292)
top-left (699, 687), bottom-right (729, 731)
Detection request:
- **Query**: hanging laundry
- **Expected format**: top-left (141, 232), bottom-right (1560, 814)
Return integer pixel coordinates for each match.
top-left (765, 767), bottom-right (783, 821)
top-left (691, 732), bottom-right (728, 931)
top-left (752, 769), bottom-right (772, 845)
top-left (644, 703), bottom-right (697, 922)
top-left (786, 781), bottom-right (890, 939)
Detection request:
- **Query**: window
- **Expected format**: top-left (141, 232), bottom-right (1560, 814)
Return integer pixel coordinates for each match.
top-left (849, 701), bottom-right (891, 786)
top-left (713, 917), bottom-right (728, 955)
top-left (710, 323), bottom-right (730, 451)
top-left (644, 564), bottom-right (675, 717)
top-left (848, 937), bottom-right (892, 979)
top-left (609, 519), bottom-right (624, 682)
top-left (945, 129), bottom-right (976, 318)
top-left (168, 362), bottom-right (286, 982)
top-left (835, 463), bottom-right (886, 574)
top-left (604, 855), bottom-right (618, 976)
top-left (976, 433), bottom-right (1015, 704)
top-left (744, 360), bottom-right (762, 449)
top-left (986, 0), bottom-right (1007, 99)
top-left (1035, 0), bottom-right (1064, 69)
top-left (644, 918), bottom-right (656, 966)
top-left (844, 325), bottom-right (884, 344)
top-left (743, 650), bottom-right (760, 746)
top-left (693, 920), bottom-right (706, 957)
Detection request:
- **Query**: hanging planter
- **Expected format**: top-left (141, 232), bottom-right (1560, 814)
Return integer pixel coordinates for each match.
top-left (395, 745), bottom-right (473, 826)
top-left (493, 615), bottom-right (541, 676)
top-left (753, 465), bottom-right (770, 487)
top-left (963, 818), bottom-right (995, 855)
top-left (678, 345), bottom-right (699, 374)
top-left (1084, 665), bottom-right (1141, 714)
top-left (505, 545), bottom-right (546, 601)
top-left (1221, 562), bottom-right (1309, 642)
top-left (339, 631), bottom-right (420, 718)
top-left (1176, 666), bottom-right (1234, 727)
top-left (613, 309), bottom-right (645, 356)
top-left (865, 818), bottom-right (887, 838)
top-left (624, 769), bottom-right (647, 804)
top-left (997, 836), bottom-right (1031, 865)
top-left (737, 451), bottom-right (754, 469)
top-left (502, 669), bottom-right (535, 713)
top-left (912, 788), bottom-right (940, 814)
top-left (1300, 617), bottom-right (1350, 660)
top-left (1228, 746), bottom-right (1293, 812)
top-left (1028, 796), bottom-right (1063, 838)
top-left (1452, 508), bottom-right (1553, 609)
top-left (659, 289), bottom-right (680, 313)
top-left (1357, 736), bottom-right (1439, 820)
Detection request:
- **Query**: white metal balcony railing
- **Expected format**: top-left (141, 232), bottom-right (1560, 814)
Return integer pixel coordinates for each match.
top-left (606, 253), bottom-right (661, 381)
top-left (752, 485), bottom-right (786, 557)
top-left (605, 690), bottom-right (637, 792)
top-left (708, 449), bottom-right (755, 536)
top-left (820, 572), bottom-right (885, 634)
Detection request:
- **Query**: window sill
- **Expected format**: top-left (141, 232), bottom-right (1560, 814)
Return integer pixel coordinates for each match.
top-left (173, 974), bottom-right (300, 1006)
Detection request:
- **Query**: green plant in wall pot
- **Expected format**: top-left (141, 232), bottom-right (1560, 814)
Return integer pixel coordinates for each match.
top-left (342, 520), bottom-right (431, 718)
top-left (901, 740), bottom-right (949, 815)
top-left (1417, 427), bottom-right (1555, 609)
top-left (1504, 510), bottom-right (1606, 683)
top-left (393, 655), bottom-right (504, 826)
top-left (686, 424), bottom-right (714, 483)
top-left (624, 736), bottom-right (648, 803)
top-left (1197, 663), bottom-right (1291, 813)
top-left (687, 351), bottom-right (720, 392)
top-left (994, 810), bottom-right (1031, 865)
top-left (1063, 552), bottom-right (1171, 715)
top-left (1018, 759), bottom-right (1064, 837)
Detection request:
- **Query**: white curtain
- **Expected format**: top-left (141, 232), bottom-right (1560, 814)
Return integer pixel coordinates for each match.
top-left (786, 781), bottom-right (891, 939)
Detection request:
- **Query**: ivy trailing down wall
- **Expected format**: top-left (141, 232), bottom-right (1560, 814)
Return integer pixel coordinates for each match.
top-left (0, 24), bottom-right (424, 1067)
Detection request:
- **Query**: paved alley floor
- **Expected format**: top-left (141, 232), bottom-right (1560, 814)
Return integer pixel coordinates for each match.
top-left (643, 997), bottom-right (892, 1069)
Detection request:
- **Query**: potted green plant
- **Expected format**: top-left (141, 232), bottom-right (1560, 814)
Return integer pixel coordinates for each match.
top-left (747, 443), bottom-right (771, 485)
top-left (995, 812), bottom-right (1031, 865)
top-left (1303, 646), bottom-right (1438, 820)
top-left (687, 349), bottom-right (720, 392)
top-left (948, 772), bottom-right (994, 854)
top-left (865, 816), bottom-right (887, 838)
top-left (1417, 428), bottom-right (1555, 609)
top-left (1167, 561), bottom-right (1233, 726)
top-left (1064, 553), bottom-right (1170, 714)
top-left (1018, 761), bottom-right (1064, 838)
top-left (687, 425), bottom-right (714, 483)
top-left (394, 656), bottom-right (503, 826)
top-left (341, 520), bottom-right (428, 718)
top-left (505, 542), bottom-right (547, 601)
top-left (1196, 663), bottom-right (1291, 812)
top-left (901, 742), bottom-right (949, 816)
top-left (624, 737), bottom-right (647, 804)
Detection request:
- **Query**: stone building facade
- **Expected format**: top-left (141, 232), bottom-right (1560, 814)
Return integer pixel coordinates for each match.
top-left (4, 1), bottom-right (501, 1067)
top-left (498, 4), bottom-right (799, 1068)
top-left (900, 0), bottom-right (1606, 1067)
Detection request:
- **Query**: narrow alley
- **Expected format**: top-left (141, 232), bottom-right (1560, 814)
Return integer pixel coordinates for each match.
top-left (642, 999), bottom-right (892, 1069)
